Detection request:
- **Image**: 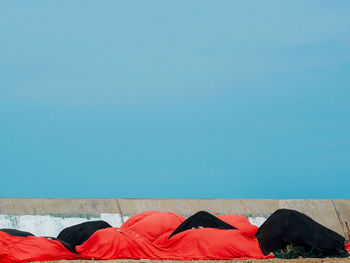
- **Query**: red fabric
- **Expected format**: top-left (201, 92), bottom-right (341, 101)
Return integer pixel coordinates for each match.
top-left (77, 211), bottom-right (272, 260)
top-left (121, 211), bottom-right (185, 242)
top-left (216, 214), bottom-right (258, 236)
top-left (345, 242), bottom-right (350, 253)
top-left (0, 232), bottom-right (79, 263)
top-left (0, 211), bottom-right (273, 261)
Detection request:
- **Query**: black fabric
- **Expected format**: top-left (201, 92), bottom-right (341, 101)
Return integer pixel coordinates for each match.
top-left (256, 209), bottom-right (347, 258)
top-left (0, 228), bottom-right (35, 237)
top-left (57, 220), bottom-right (111, 251)
top-left (168, 211), bottom-right (236, 238)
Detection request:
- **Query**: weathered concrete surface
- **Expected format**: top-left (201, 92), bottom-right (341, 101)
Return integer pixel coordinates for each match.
top-left (118, 199), bottom-right (345, 236)
top-left (333, 200), bottom-right (350, 241)
top-left (0, 198), bottom-right (121, 216)
top-left (118, 198), bottom-right (281, 217)
top-left (0, 198), bottom-right (348, 237)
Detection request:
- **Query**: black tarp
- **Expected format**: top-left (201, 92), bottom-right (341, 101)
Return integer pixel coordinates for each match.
top-left (168, 211), bottom-right (236, 238)
top-left (0, 228), bottom-right (34, 237)
top-left (255, 209), bottom-right (347, 258)
top-left (57, 220), bottom-right (111, 251)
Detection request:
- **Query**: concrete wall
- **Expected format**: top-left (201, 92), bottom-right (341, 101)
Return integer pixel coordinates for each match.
top-left (333, 200), bottom-right (350, 241)
top-left (0, 198), bottom-right (121, 216)
top-left (117, 199), bottom-right (347, 237)
top-left (0, 198), bottom-right (349, 239)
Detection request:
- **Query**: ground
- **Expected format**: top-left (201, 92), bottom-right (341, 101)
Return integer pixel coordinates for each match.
top-left (33, 259), bottom-right (350, 263)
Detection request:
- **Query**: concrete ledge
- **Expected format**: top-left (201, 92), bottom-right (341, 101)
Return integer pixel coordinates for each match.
top-left (117, 198), bottom-right (281, 217)
top-left (0, 198), bottom-right (121, 216)
top-left (333, 200), bottom-right (350, 240)
top-left (0, 198), bottom-right (349, 237)
top-left (118, 199), bottom-right (345, 236)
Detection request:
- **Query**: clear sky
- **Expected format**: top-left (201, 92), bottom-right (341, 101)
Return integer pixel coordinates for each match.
top-left (1, 1), bottom-right (349, 198)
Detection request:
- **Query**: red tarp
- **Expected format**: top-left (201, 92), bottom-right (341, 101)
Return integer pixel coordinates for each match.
top-left (77, 211), bottom-right (272, 260)
top-left (2, 211), bottom-right (348, 262)
top-left (0, 231), bottom-right (79, 263)
top-left (1, 211), bottom-right (271, 262)
top-left (346, 242), bottom-right (350, 253)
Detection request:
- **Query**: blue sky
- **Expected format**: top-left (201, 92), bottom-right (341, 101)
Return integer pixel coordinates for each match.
top-left (1, 1), bottom-right (349, 198)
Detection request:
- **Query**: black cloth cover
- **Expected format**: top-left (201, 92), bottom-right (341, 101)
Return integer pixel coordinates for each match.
top-left (0, 228), bottom-right (34, 237)
top-left (256, 209), bottom-right (346, 257)
top-left (169, 211), bottom-right (236, 238)
top-left (57, 220), bottom-right (111, 251)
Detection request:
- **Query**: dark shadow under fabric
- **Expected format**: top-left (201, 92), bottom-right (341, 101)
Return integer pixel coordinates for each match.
top-left (57, 220), bottom-right (111, 251)
top-left (0, 228), bottom-right (34, 237)
top-left (168, 211), bottom-right (236, 238)
top-left (255, 209), bottom-right (347, 257)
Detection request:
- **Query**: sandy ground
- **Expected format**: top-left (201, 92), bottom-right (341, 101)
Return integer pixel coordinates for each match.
top-left (32, 259), bottom-right (350, 263)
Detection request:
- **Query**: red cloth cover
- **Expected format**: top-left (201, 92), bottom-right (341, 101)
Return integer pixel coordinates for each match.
top-left (0, 211), bottom-right (272, 262)
top-left (77, 211), bottom-right (271, 260)
top-left (0, 232), bottom-right (79, 263)
top-left (121, 210), bottom-right (185, 242)
top-left (345, 242), bottom-right (350, 253)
